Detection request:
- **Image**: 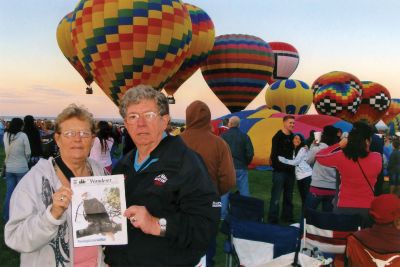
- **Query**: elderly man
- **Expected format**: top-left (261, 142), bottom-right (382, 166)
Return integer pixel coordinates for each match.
top-left (221, 116), bottom-right (254, 219)
top-left (104, 85), bottom-right (220, 267)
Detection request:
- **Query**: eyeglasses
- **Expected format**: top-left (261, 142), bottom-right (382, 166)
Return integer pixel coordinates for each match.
top-left (126, 111), bottom-right (160, 124)
top-left (61, 130), bottom-right (92, 138)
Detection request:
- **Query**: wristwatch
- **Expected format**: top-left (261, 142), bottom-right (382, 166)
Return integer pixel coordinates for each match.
top-left (158, 218), bottom-right (167, 237)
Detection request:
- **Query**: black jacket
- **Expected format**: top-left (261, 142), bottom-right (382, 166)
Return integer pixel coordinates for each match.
top-left (104, 135), bottom-right (220, 267)
top-left (270, 130), bottom-right (295, 172)
top-left (221, 127), bottom-right (254, 169)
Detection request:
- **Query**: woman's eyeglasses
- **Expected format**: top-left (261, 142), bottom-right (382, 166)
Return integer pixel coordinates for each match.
top-left (61, 130), bottom-right (92, 138)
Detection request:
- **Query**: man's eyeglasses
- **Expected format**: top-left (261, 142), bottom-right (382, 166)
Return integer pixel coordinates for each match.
top-left (61, 130), bottom-right (92, 138)
top-left (126, 111), bottom-right (160, 124)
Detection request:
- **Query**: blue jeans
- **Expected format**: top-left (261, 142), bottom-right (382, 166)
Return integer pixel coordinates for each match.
top-left (268, 171), bottom-right (295, 223)
top-left (220, 169), bottom-right (250, 219)
top-left (3, 172), bottom-right (26, 222)
top-left (236, 169), bottom-right (250, 196)
top-left (305, 192), bottom-right (334, 212)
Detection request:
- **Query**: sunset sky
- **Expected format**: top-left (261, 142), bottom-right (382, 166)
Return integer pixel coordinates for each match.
top-left (1, 0), bottom-right (400, 120)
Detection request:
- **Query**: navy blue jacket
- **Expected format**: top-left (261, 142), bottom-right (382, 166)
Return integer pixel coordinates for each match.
top-left (221, 127), bottom-right (254, 169)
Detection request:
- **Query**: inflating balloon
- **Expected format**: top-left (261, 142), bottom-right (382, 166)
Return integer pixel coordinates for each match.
top-left (382, 98), bottom-right (400, 124)
top-left (71, 0), bottom-right (192, 106)
top-left (56, 12), bottom-right (94, 89)
top-left (265, 79), bottom-right (312, 114)
top-left (163, 3), bottom-right (215, 103)
top-left (267, 42), bottom-right (299, 84)
top-left (349, 81), bottom-right (391, 124)
top-left (312, 71), bottom-right (363, 95)
top-left (201, 34), bottom-right (274, 113)
top-left (313, 83), bottom-right (361, 121)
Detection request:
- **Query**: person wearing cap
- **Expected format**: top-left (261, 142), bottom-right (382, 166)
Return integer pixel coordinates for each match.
top-left (346, 194), bottom-right (400, 266)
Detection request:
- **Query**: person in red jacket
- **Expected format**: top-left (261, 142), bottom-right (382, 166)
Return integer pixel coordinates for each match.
top-left (316, 122), bottom-right (382, 226)
top-left (346, 194), bottom-right (400, 267)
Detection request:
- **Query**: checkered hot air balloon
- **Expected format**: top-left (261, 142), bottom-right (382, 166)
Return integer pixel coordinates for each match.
top-left (163, 3), bottom-right (215, 103)
top-left (312, 71), bottom-right (363, 95)
top-left (201, 34), bottom-right (275, 113)
top-left (348, 81), bottom-right (391, 124)
top-left (382, 98), bottom-right (400, 124)
top-left (267, 42), bottom-right (299, 85)
top-left (56, 12), bottom-right (94, 89)
top-left (70, 0), bottom-right (192, 106)
top-left (313, 83), bottom-right (362, 121)
top-left (265, 79), bottom-right (312, 114)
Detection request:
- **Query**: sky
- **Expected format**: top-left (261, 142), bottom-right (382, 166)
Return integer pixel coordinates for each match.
top-left (1, 0), bottom-right (400, 120)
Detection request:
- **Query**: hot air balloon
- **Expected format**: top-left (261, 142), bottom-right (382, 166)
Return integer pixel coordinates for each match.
top-left (313, 83), bottom-right (362, 121)
top-left (71, 0), bottom-right (192, 106)
top-left (56, 12), bottom-right (94, 93)
top-left (201, 34), bottom-right (274, 113)
top-left (348, 81), bottom-right (391, 124)
top-left (265, 79), bottom-right (312, 114)
top-left (312, 71), bottom-right (363, 95)
top-left (267, 42), bottom-right (299, 84)
top-left (382, 98), bottom-right (400, 124)
top-left (163, 3), bottom-right (215, 104)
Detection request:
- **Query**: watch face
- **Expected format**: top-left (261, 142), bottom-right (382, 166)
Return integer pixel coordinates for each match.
top-left (159, 218), bottom-right (167, 226)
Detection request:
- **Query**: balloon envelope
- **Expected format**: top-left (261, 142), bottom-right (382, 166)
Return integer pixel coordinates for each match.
top-left (71, 0), bottom-right (192, 106)
top-left (265, 79), bottom-right (312, 114)
top-left (313, 83), bottom-right (361, 121)
top-left (56, 12), bottom-right (93, 86)
top-left (267, 42), bottom-right (299, 84)
top-left (312, 71), bottom-right (363, 94)
top-left (348, 81), bottom-right (391, 124)
top-left (201, 34), bottom-right (274, 113)
top-left (164, 3), bottom-right (215, 97)
top-left (382, 98), bottom-right (400, 124)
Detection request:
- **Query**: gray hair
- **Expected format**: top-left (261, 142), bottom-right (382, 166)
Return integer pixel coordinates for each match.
top-left (119, 85), bottom-right (169, 118)
top-left (55, 104), bottom-right (96, 134)
top-left (229, 116), bottom-right (240, 127)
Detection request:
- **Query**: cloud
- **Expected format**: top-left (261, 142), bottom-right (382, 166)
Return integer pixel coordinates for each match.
top-left (30, 84), bottom-right (73, 97)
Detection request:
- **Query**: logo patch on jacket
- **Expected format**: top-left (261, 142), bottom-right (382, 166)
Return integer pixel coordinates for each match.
top-left (154, 173), bottom-right (168, 186)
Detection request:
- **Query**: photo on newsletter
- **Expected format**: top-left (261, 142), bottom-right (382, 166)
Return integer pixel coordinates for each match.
top-left (71, 174), bottom-right (127, 247)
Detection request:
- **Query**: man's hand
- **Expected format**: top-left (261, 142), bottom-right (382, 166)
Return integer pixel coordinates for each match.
top-left (124, 205), bottom-right (161, 236)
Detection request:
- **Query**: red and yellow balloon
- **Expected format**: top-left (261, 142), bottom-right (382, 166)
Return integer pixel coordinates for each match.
top-left (163, 3), bottom-right (215, 101)
top-left (56, 12), bottom-right (93, 87)
top-left (71, 0), bottom-right (192, 106)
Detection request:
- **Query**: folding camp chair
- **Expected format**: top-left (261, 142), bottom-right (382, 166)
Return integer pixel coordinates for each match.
top-left (229, 217), bottom-right (300, 267)
top-left (302, 208), bottom-right (362, 265)
top-left (220, 193), bottom-right (265, 267)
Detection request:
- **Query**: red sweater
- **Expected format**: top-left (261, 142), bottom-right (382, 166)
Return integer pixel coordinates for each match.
top-left (316, 144), bottom-right (382, 208)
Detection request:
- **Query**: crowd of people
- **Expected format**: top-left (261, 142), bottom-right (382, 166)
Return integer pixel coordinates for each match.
top-left (1, 85), bottom-right (399, 266)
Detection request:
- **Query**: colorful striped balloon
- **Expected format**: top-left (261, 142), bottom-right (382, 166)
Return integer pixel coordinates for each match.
top-left (348, 81), bottom-right (391, 124)
top-left (387, 114), bottom-right (400, 135)
top-left (383, 98), bottom-right (400, 124)
top-left (56, 12), bottom-right (93, 86)
top-left (313, 83), bottom-right (361, 121)
top-left (163, 3), bottom-right (215, 99)
top-left (267, 42), bottom-right (299, 85)
top-left (312, 71), bottom-right (363, 95)
top-left (71, 0), bottom-right (192, 106)
top-left (201, 34), bottom-right (274, 113)
top-left (265, 79), bottom-right (312, 114)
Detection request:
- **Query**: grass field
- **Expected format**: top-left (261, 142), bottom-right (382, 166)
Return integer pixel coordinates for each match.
top-left (0, 145), bottom-right (389, 267)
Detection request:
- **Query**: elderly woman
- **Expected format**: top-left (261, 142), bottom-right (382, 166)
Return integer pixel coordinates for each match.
top-left (104, 85), bottom-right (220, 267)
top-left (5, 104), bottom-right (107, 267)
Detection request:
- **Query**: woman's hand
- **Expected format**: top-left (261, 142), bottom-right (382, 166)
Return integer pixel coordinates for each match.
top-left (124, 205), bottom-right (160, 236)
top-left (339, 137), bottom-right (348, 148)
top-left (50, 186), bottom-right (72, 219)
